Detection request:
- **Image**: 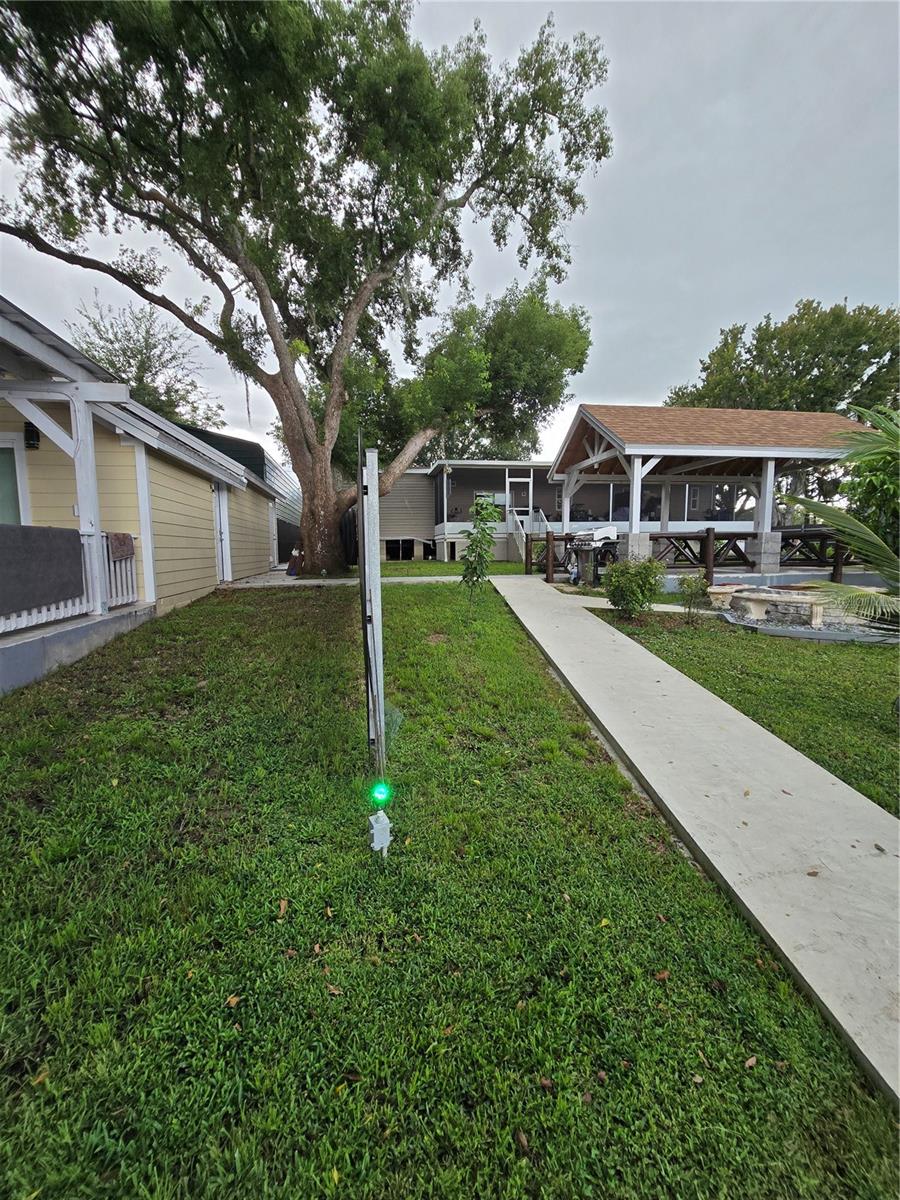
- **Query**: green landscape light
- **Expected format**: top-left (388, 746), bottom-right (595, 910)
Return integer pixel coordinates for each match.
top-left (370, 779), bottom-right (392, 807)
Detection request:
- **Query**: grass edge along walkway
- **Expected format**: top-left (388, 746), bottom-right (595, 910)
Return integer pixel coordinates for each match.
top-left (596, 609), bottom-right (899, 816)
top-left (0, 584), bottom-right (896, 1198)
top-left (492, 574), bottom-right (899, 1104)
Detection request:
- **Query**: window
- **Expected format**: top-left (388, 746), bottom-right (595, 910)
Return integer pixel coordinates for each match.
top-left (640, 485), bottom-right (662, 521)
top-left (0, 444), bottom-right (24, 523)
top-left (385, 538), bottom-right (414, 561)
top-left (611, 484), bottom-right (630, 522)
top-left (688, 485), bottom-right (701, 514)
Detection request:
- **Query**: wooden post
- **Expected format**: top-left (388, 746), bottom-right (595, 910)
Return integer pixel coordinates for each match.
top-left (831, 539), bottom-right (844, 583)
top-left (703, 526), bottom-right (716, 586)
top-left (545, 530), bottom-right (555, 583)
top-left (524, 533), bottom-right (532, 575)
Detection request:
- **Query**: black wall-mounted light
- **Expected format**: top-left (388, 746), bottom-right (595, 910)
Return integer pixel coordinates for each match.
top-left (24, 421), bottom-right (40, 450)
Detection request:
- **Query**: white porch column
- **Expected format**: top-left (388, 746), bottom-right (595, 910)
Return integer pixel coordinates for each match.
top-left (755, 458), bottom-right (776, 532)
top-left (660, 482), bottom-right (670, 533)
top-left (133, 442), bottom-right (156, 603)
top-left (628, 455), bottom-right (642, 534)
top-left (442, 468), bottom-right (449, 561)
top-left (70, 393), bottom-right (107, 614)
top-left (561, 493), bottom-right (571, 534)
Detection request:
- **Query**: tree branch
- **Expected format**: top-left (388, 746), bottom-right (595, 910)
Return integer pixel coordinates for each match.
top-left (228, 236), bottom-right (320, 453)
top-left (0, 222), bottom-right (229, 353)
top-left (323, 258), bottom-right (397, 452)
top-left (336, 425), bottom-right (439, 509)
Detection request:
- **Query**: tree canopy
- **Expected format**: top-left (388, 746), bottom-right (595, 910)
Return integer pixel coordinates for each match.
top-left (0, 0), bottom-right (611, 567)
top-left (69, 295), bottom-right (225, 429)
top-left (310, 279), bottom-right (591, 476)
top-left (667, 300), bottom-right (899, 414)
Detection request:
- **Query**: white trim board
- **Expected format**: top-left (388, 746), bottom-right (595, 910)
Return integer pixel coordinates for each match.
top-left (133, 442), bottom-right (157, 604)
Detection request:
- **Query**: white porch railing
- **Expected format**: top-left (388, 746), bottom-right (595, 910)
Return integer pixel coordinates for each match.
top-left (509, 509), bottom-right (527, 562)
top-left (102, 532), bottom-right (138, 609)
top-left (0, 531), bottom-right (137, 635)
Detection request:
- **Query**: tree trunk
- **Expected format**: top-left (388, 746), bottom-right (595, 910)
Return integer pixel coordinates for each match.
top-left (297, 451), bottom-right (349, 575)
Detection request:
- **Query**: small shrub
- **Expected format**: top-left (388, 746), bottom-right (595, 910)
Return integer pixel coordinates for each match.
top-left (604, 556), bottom-right (665, 620)
top-left (460, 496), bottom-right (501, 600)
top-left (678, 571), bottom-right (709, 623)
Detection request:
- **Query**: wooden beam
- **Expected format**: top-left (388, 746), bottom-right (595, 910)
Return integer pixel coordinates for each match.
top-left (0, 392), bottom-right (74, 456)
top-left (628, 456), bottom-right (642, 534)
top-left (755, 459), bottom-right (776, 532)
top-left (70, 394), bottom-right (107, 614)
top-left (640, 455), bottom-right (662, 478)
top-left (703, 526), bottom-right (716, 585)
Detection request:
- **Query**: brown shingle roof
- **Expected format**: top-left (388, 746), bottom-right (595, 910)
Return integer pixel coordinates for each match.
top-left (582, 404), bottom-right (857, 450)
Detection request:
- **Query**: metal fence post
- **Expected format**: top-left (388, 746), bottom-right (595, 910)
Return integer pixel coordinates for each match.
top-left (545, 530), bottom-right (555, 583)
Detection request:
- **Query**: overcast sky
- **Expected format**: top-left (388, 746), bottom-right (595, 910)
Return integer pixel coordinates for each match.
top-left (1, 1), bottom-right (897, 461)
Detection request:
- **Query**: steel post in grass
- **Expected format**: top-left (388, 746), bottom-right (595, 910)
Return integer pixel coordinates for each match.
top-left (357, 436), bottom-right (386, 777)
top-left (703, 526), bottom-right (716, 586)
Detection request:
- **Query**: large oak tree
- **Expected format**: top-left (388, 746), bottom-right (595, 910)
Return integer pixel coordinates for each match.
top-left (0, 0), bottom-right (611, 570)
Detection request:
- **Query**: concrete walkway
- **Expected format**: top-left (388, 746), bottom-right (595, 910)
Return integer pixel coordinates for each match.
top-left (492, 575), bottom-right (899, 1099)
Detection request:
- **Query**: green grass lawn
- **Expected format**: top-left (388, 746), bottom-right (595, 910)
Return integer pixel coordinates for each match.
top-left (596, 612), bottom-right (899, 816)
top-left (1, 587), bottom-right (896, 1198)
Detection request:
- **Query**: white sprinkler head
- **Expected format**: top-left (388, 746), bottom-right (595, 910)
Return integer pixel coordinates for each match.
top-left (368, 809), bottom-right (392, 857)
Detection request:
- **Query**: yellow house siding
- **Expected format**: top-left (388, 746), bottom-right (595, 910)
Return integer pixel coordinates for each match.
top-left (93, 423), bottom-right (147, 599)
top-left (229, 484), bottom-right (273, 580)
top-left (148, 452), bottom-right (219, 613)
top-left (0, 400), bottom-right (78, 527)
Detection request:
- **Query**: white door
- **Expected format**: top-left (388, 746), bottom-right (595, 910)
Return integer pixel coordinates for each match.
top-left (213, 483), bottom-right (232, 582)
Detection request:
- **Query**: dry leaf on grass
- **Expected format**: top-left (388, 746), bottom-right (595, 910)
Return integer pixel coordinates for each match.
top-left (657, 913), bottom-right (668, 923)
top-left (31, 1068), bottom-right (49, 1086)
top-left (515, 1130), bottom-right (529, 1154)
top-left (284, 948), bottom-right (297, 959)
top-left (539, 1076), bottom-right (553, 1091)
top-left (225, 994), bottom-right (241, 1008)
top-left (325, 906), bottom-right (334, 919)
top-left (326, 983), bottom-right (343, 996)
top-left (581, 1090), bottom-right (593, 1104)
top-left (313, 943), bottom-right (322, 955)
top-left (692, 1074), bottom-right (704, 1085)
top-left (597, 1069), bottom-right (607, 1083)
top-left (744, 1055), bottom-right (757, 1069)
top-left (277, 898), bottom-right (289, 921)
top-left (654, 969), bottom-right (671, 982)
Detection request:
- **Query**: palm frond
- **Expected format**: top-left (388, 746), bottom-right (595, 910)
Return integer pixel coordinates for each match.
top-left (812, 582), bottom-right (900, 622)
top-left (781, 494), bottom-right (900, 589)
top-left (839, 405), bottom-right (900, 466)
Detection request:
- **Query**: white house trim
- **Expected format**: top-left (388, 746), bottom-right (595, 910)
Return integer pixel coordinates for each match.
top-left (0, 430), bottom-right (31, 523)
top-left (71, 392), bottom-right (107, 614)
top-left (133, 441), bottom-right (157, 604)
top-left (755, 458), bottom-right (776, 533)
top-left (0, 313), bottom-right (102, 382)
top-left (213, 483), bottom-right (232, 582)
top-left (0, 392), bottom-right (75, 457)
